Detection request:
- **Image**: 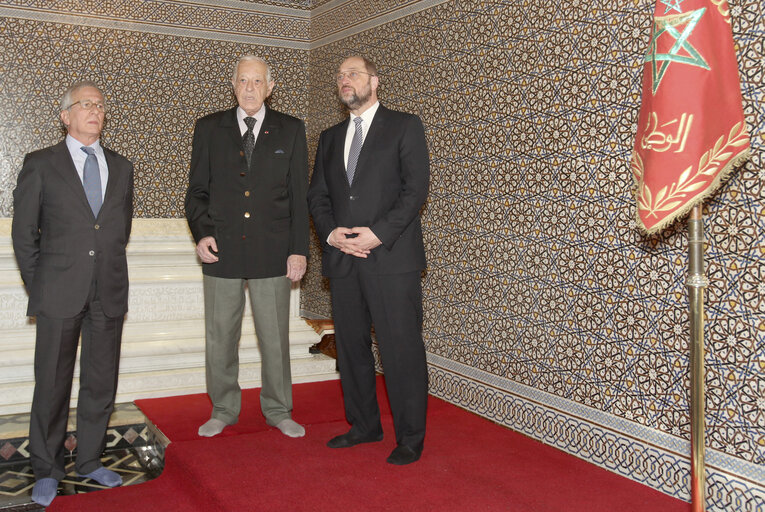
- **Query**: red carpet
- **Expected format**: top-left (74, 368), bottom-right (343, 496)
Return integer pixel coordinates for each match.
top-left (49, 378), bottom-right (690, 511)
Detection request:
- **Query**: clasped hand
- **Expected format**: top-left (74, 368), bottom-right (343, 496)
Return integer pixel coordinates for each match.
top-left (329, 227), bottom-right (381, 258)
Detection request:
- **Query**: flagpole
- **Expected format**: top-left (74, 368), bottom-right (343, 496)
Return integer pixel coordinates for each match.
top-left (687, 203), bottom-right (707, 512)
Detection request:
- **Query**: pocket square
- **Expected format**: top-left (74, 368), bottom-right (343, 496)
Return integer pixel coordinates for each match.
top-left (275, 149), bottom-right (285, 154)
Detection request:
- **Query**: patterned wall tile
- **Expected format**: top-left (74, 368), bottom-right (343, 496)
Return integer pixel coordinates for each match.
top-left (302, 0), bottom-right (765, 486)
top-left (0, 0), bottom-right (763, 503)
top-left (0, 0), bottom-right (448, 46)
top-left (310, 0), bottom-right (442, 41)
top-left (0, 0), bottom-right (314, 7)
top-left (0, 1), bottom-right (310, 43)
top-left (0, 17), bottom-right (309, 217)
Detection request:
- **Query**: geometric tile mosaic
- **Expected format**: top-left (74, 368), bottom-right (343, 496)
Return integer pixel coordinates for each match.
top-left (0, 421), bottom-right (166, 510)
top-left (303, 0), bottom-right (765, 497)
top-left (311, 0), bottom-right (448, 43)
top-left (0, 2), bottom-right (311, 45)
top-left (0, 423), bottom-right (159, 465)
top-left (0, 16), bottom-right (309, 218)
top-left (0, 448), bottom-right (164, 509)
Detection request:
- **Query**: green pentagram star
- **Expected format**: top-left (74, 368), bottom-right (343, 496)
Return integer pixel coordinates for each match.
top-left (644, 8), bottom-right (711, 95)
top-left (661, 0), bottom-right (685, 14)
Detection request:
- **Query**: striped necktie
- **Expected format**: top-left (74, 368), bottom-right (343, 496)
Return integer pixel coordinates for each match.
top-left (346, 117), bottom-right (364, 185)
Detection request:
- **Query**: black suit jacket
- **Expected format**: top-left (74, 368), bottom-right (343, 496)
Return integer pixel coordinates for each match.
top-left (308, 104), bottom-right (429, 278)
top-left (12, 140), bottom-right (134, 318)
top-left (185, 106), bottom-right (310, 279)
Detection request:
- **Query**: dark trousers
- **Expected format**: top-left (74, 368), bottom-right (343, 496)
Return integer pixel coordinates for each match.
top-left (29, 280), bottom-right (123, 480)
top-left (330, 267), bottom-right (428, 451)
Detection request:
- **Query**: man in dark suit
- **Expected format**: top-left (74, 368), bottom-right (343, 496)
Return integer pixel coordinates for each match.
top-left (12, 81), bottom-right (134, 506)
top-left (185, 55), bottom-right (309, 439)
top-left (308, 56), bottom-right (430, 465)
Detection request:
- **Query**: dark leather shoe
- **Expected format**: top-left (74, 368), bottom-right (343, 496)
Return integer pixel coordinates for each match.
top-left (326, 430), bottom-right (383, 448)
top-left (386, 445), bottom-right (422, 465)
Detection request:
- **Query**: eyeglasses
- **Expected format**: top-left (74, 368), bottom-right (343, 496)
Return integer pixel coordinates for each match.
top-left (335, 71), bottom-right (375, 83)
top-left (67, 99), bottom-right (106, 112)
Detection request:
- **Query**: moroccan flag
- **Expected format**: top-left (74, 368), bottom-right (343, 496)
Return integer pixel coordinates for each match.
top-left (631, 0), bottom-right (751, 234)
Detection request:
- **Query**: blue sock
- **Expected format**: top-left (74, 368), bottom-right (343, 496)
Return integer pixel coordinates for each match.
top-left (80, 466), bottom-right (122, 487)
top-left (32, 478), bottom-right (58, 506)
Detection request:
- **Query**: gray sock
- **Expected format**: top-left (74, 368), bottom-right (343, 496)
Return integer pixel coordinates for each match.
top-left (274, 418), bottom-right (305, 438)
top-left (198, 418), bottom-right (227, 437)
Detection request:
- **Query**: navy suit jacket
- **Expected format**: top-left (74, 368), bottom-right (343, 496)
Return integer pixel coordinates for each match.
top-left (12, 140), bottom-right (134, 318)
top-left (308, 104), bottom-right (429, 278)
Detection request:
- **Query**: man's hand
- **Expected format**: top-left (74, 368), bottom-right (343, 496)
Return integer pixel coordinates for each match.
top-left (196, 236), bottom-right (219, 263)
top-left (328, 226), bottom-right (381, 258)
top-left (286, 255), bottom-right (307, 282)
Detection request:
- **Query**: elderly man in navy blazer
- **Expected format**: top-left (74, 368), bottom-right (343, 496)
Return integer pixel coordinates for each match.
top-left (12, 81), bottom-right (134, 506)
top-left (185, 55), bottom-right (310, 439)
top-left (308, 56), bottom-right (430, 465)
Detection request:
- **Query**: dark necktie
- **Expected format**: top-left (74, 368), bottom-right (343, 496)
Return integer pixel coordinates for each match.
top-left (81, 146), bottom-right (102, 216)
top-left (346, 117), bottom-right (364, 185)
top-left (243, 117), bottom-right (257, 167)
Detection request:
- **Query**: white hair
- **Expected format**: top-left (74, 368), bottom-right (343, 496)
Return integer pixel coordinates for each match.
top-left (232, 55), bottom-right (273, 83)
top-left (60, 80), bottom-right (103, 110)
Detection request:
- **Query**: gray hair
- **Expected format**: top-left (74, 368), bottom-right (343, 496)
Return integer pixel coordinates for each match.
top-left (344, 55), bottom-right (377, 76)
top-left (232, 55), bottom-right (273, 83)
top-left (60, 80), bottom-right (104, 111)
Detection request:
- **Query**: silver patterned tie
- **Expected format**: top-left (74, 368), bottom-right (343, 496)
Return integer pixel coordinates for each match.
top-left (243, 117), bottom-right (257, 167)
top-left (81, 146), bottom-right (102, 216)
top-left (346, 117), bottom-right (364, 185)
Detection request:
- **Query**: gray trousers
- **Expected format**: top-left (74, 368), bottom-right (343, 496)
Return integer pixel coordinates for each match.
top-left (203, 274), bottom-right (293, 426)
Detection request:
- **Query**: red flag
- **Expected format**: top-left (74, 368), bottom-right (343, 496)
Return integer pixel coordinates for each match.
top-left (631, 0), bottom-right (751, 234)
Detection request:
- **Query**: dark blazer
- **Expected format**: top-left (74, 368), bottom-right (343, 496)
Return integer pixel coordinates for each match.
top-left (12, 140), bottom-right (134, 319)
top-left (308, 104), bottom-right (429, 278)
top-left (185, 106), bottom-right (310, 279)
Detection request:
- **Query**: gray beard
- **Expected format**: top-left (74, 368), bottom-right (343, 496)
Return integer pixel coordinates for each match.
top-left (340, 89), bottom-right (370, 110)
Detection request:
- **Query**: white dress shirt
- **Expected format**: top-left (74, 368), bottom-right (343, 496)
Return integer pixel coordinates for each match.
top-left (237, 104), bottom-right (267, 144)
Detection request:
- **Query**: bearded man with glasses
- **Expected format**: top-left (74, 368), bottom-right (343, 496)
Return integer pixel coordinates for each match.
top-left (12, 80), bottom-right (134, 507)
top-left (308, 56), bottom-right (430, 465)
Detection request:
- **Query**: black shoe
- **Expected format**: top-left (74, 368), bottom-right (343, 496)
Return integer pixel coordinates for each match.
top-left (386, 445), bottom-right (421, 465)
top-left (326, 430), bottom-right (383, 448)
